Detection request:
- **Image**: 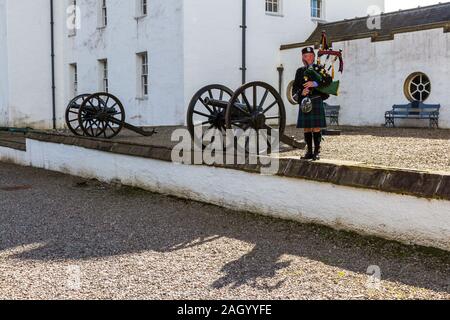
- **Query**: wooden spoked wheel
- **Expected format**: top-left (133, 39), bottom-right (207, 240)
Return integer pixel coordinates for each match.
top-left (225, 81), bottom-right (286, 154)
top-left (186, 84), bottom-right (234, 149)
top-left (78, 92), bottom-right (126, 139)
top-left (65, 94), bottom-right (91, 136)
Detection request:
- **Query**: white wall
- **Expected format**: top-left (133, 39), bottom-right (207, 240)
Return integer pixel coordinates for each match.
top-left (2, 0), bottom-right (385, 129)
top-left (66, 0), bottom-right (185, 127)
top-left (246, 0), bottom-right (385, 88)
top-left (281, 27), bottom-right (450, 128)
top-left (0, 0), bottom-right (66, 129)
top-left (182, 0), bottom-right (385, 124)
top-left (5, 0), bottom-right (51, 129)
top-left (182, 0), bottom-right (242, 110)
top-left (246, 0), bottom-right (322, 90)
top-left (0, 0), bottom-right (8, 126)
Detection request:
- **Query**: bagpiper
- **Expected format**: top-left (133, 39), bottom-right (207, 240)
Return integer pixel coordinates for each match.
top-left (292, 47), bottom-right (332, 161)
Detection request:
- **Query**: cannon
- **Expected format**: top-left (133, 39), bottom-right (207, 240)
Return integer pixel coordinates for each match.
top-left (65, 92), bottom-right (156, 139)
top-left (187, 81), bottom-right (305, 152)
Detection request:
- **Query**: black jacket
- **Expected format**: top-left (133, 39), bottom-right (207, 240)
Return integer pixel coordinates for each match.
top-left (292, 64), bottom-right (333, 103)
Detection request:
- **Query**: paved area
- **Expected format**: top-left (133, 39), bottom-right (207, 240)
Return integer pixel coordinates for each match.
top-left (0, 162), bottom-right (449, 300)
top-left (2, 126), bottom-right (450, 172)
top-left (285, 126), bottom-right (450, 172)
top-left (92, 126), bottom-right (450, 173)
top-left (88, 125), bottom-right (450, 172)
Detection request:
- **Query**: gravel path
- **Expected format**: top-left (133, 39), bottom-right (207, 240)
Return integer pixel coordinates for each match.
top-left (2, 126), bottom-right (449, 172)
top-left (108, 126), bottom-right (450, 172)
top-left (284, 126), bottom-right (450, 172)
top-left (0, 163), bottom-right (449, 300)
top-left (96, 126), bottom-right (450, 172)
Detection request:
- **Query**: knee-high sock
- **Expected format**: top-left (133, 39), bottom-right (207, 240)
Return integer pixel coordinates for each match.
top-left (313, 132), bottom-right (322, 153)
top-left (304, 132), bottom-right (313, 152)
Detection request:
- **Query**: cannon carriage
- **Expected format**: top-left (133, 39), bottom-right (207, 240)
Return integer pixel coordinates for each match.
top-left (65, 92), bottom-right (156, 139)
top-left (187, 81), bottom-right (304, 151)
top-left (65, 81), bottom-right (304, 152)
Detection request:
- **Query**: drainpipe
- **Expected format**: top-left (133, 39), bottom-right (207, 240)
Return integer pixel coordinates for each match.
top-left (240, 0), bottom-right (247, 85)
top-left (50, 0), bottom-right (56, 129)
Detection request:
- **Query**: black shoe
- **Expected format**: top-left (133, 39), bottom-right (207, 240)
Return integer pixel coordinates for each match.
top-left (312, 153), bottom-right (321, 161)
top-left (302, 151), bottom-right (314, 160)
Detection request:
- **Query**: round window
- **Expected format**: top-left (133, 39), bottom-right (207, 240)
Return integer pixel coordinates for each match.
top-left (404, 72), bottom-right (431, 102)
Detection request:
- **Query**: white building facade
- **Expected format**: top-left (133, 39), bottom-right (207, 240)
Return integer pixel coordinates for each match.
top-left (0, 0), bottom-right (65, 129)
top-left (280, 3), bottom-right (450, 128)
top-left (0, 0), bottom-right (384, 129)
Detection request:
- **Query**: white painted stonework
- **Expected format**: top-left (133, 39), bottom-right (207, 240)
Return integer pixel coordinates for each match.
top-left (0, 0), bottom-right (384, 129)
top-left (182, 0), bottom-right (384, 117)
top-left (0, 0), bottom-right (66, 129)
top-left (66, 0), bottom-right (185, 127)
top-left (281, 27), bottom-right (450, 128)
top-left (1, 139), bottom-right (449, 252)
top-left (0, 0), bottom-right (8, 124)
top-left (0, 146), bottom-right (28, 165)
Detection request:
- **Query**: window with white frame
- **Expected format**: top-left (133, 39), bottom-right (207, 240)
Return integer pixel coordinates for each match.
top-left (265, 0), bottom-right (281, 14)
top-left (70, 63), bottom-right (78, 97)
top-left (311, 0), bottom-right (323, 19)
top-left (137, 52), bottom-right (149, 97)
top-left (68, 0), bottom-right (78, 36)
top-left (99, 59), bottom-right (108, 92)
top-left (99, 0), bottom-right (107, 27)
top-left (140, 0), bottom-right (148, 16)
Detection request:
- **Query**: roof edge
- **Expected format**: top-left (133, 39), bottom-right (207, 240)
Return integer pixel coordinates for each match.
top-left (280, 22), bottom-right (450, 51)
top-left (315, 2), bottom-right (450, 28)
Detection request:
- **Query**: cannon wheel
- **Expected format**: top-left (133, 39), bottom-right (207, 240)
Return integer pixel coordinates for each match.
top-left (225, 81), bottom-right (286, 154)
top-left (65, 94), bottom-right (91, 136)
top-left (187, 84), bottom-right (234, 148)
top-left (78, 92), bottom-right (126, 139)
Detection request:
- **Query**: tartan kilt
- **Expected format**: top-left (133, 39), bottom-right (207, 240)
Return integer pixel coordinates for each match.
top-left (297, 98), bottom-right (327, 129)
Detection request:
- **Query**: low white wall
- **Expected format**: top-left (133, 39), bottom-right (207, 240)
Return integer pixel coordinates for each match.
top-left (0, 146), bottom-right (29, 165)
top-left (0, 139), bottom-right (446, 251)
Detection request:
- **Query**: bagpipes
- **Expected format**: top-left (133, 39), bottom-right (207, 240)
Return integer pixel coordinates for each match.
top-left (303, 67), bottom-right (340, 96)
top-left (308, 32), bottom-right (344, 96)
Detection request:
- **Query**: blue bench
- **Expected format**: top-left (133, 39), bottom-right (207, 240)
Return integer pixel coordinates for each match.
top-left (385, 101), bottom-right (440, 128)
top-left (324, 103), bottom-right (341, 126)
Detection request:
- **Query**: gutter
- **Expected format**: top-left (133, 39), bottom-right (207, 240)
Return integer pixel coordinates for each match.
top-left (240, 0), bottom-right (247, 84)
top-left (50, 0), bottom-right (56, 129)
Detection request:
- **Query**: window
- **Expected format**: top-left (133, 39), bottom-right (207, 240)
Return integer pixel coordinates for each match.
top-left (135, 0), bottom-right (148, 18)
top-left (99, 0), bottom-right (107, 27)
top-left (68, 0), bottom-right (78, 36)
top-left (265, 0), bottom-right (281, 14)
top-left (70, 63), bottom-right (78, 97)
top-left (99, 59), bottom-right (108, 92)
top-left (404, 72), bottom-right (431, 102)
top-left (311, 0), bottom-right (323, 19)
top-left (140, 0), bottom-right (147, 16)
top-left (137, 52), bottom-right (149, 97)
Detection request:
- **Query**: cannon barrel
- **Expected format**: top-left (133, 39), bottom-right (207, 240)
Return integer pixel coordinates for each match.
top-left (204, 97), bottom-right (248, 111)
top-left (204, 97), bottom-right (228, 109)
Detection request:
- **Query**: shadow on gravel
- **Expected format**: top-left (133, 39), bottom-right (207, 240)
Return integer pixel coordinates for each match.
top-left (0, 163), bottom-right (449, 294)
